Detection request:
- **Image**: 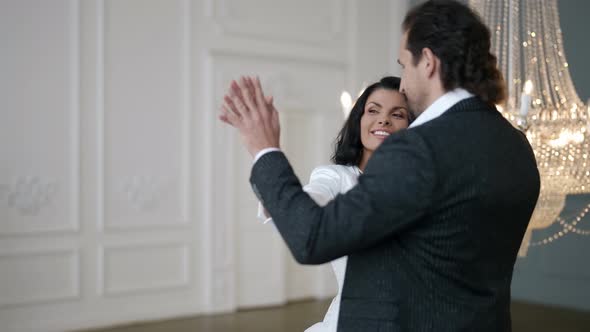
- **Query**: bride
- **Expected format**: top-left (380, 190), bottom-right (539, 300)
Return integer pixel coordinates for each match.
top-left (258, 76), bottom-right (412, 331)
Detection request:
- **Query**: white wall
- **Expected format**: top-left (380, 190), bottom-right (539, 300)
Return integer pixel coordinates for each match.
top-left (0, 0), bottom-right (408, 331)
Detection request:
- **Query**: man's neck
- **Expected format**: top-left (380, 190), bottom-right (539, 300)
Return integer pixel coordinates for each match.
top-left (418, 80), bottom-right (446, 115)
top-left (409, 88), bottom-right (474, 128)
top-left (420, 92), bottom-right (445, 116)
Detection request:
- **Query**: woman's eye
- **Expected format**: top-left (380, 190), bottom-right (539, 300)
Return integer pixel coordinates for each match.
top-left (392, 113), bottom-right (405, 118)
top-left (368, 109), bottom-right (378, 114)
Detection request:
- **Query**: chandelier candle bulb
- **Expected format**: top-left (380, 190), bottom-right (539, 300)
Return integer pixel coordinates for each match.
top-left (519, 80), bottom-right (534, 117)
top-left (340, 91), bottom-right (352, 119)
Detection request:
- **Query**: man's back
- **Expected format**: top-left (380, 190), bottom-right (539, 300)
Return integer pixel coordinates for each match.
top-left (338, 97), bottom-right (540, 331)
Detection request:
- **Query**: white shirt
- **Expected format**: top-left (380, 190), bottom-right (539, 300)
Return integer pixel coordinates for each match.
top-left (258, 164), bottom-right (362, 332)
top-left (254, 88), bottom-right (474, 162)
top-left (409, 88), bottom-right (474, 128)
top-left (254, 147), bottom-right (281, 164)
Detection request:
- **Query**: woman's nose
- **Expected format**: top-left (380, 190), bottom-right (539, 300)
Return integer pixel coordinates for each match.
top-left (378, 118), bottom-right (391, 125)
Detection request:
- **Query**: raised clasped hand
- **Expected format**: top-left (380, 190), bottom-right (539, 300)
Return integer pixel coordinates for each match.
top-left (219, 76), bottom-right (281, 158)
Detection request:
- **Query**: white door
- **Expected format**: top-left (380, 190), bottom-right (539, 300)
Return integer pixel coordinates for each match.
top-left (203, 0), bottom-right (409, 311)
top-left (0, 0), bottom-right (407, 331)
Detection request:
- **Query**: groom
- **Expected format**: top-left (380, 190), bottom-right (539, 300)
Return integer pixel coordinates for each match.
top-left (220, 1), bottom-right (540, 331)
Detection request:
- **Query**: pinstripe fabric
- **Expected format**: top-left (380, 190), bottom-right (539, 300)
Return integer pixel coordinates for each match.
top-left (251, 97), bottom-right (540, 331)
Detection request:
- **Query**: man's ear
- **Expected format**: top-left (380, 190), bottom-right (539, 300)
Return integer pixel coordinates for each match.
top-left (421, 48), bottom-right (438, 78)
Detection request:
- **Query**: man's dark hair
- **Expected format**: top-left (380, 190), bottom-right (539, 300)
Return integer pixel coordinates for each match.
top-left (332, 76), bottom-right (414, 166)
top-left (403, 0), bottom-right (506, 105)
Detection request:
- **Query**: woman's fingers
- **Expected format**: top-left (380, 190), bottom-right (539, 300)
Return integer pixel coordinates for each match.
top-left (230, 80), bottom-right (246, 107)
top-left (218, 76), bottom-right (282, 157)
top-left (238, 77), bottom-right (259, 119)
top-left (220, 103), bottom-right (238, 126)
top-left (228, 90), bottom-right (251, 120)
top-left (244, 76), bottom-right (258, 107)
top-left (265, 95), bottom-right (273, 107)
top-left (223, 95), bottom-right (242, 118)
top-left (252, 76), bottom-right (268, 116)
top-left (221, 76), bottom-right (276, 127)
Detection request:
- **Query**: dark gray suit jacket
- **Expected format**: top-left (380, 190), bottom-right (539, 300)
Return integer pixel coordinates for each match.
top-left (250, 97), bottom-right (540, 331)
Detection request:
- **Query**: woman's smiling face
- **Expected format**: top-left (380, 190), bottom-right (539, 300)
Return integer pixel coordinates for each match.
top-left (360, 88), bottom-right (410, 153)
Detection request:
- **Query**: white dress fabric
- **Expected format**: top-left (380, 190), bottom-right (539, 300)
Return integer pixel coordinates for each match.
top-left (258, 164), bottom-right (361, 332)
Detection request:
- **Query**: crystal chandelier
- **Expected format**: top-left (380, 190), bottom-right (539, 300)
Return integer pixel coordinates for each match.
top-left (470, 0), bottom-right (590, 256)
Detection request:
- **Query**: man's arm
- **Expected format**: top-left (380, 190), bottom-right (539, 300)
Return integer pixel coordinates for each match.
top-left (257, 166), bottom-right (340, 225)
top-left (218, 76), bottom-right (435, 264)
top-left (251, 129), bottom-right (436, 264)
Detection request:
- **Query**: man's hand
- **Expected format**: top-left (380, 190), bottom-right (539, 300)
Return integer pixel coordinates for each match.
top-left (219, 76), bottom-right (281, 157)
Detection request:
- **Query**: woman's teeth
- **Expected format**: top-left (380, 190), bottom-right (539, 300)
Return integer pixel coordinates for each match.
top-left (373, 130), bottom-right (390, 136)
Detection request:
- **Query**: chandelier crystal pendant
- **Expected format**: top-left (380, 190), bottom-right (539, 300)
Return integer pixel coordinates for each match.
top-left (469, 0), bottom-right (590, 256)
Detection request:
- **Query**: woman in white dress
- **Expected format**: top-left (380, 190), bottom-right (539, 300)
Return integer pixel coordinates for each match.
top-left (259, 76), bottom-right (413, 331)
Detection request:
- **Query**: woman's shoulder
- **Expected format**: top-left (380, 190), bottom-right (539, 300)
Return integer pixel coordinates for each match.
top-left (310, 164), bottom-right (360, 180)
top-left (306, 164), bottom-right (360, 199)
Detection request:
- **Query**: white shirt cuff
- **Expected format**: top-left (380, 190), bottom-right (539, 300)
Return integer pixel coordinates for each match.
top-left (253, 147), bottom-right (281, 164)
top-left (257, 202), bottom-right (273, 224)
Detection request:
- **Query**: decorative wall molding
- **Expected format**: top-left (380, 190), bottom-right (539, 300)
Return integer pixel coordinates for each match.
top-left (0, 177), bottom-right (58, 216)
top-left (208, 0), bottom-right (345, 46)
top-left (119, 175), bottom-right (166, 212)
top-left (98, 0), bottom-right (191, 231)
top-left (70, 0), bottom-right (82, 235)
top-left (0, 248), bottom-right (80, 308)
top-left (98, 243), bottom-right (190, 296)
top-left (0, 0), bottom-right (80, 234)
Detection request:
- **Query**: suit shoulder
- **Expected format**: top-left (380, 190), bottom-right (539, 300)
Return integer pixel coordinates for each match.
top-left (383, 127), bottom-right (434, 154)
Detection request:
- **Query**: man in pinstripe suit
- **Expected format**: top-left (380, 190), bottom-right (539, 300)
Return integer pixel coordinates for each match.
top-left (220, 1), bottom-right (540, 331)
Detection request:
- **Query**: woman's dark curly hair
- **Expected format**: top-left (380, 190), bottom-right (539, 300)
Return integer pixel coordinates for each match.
top-left (402, 0), bottom-right (506, 105)
top-left (331, 76), bottom-right (413, 166)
